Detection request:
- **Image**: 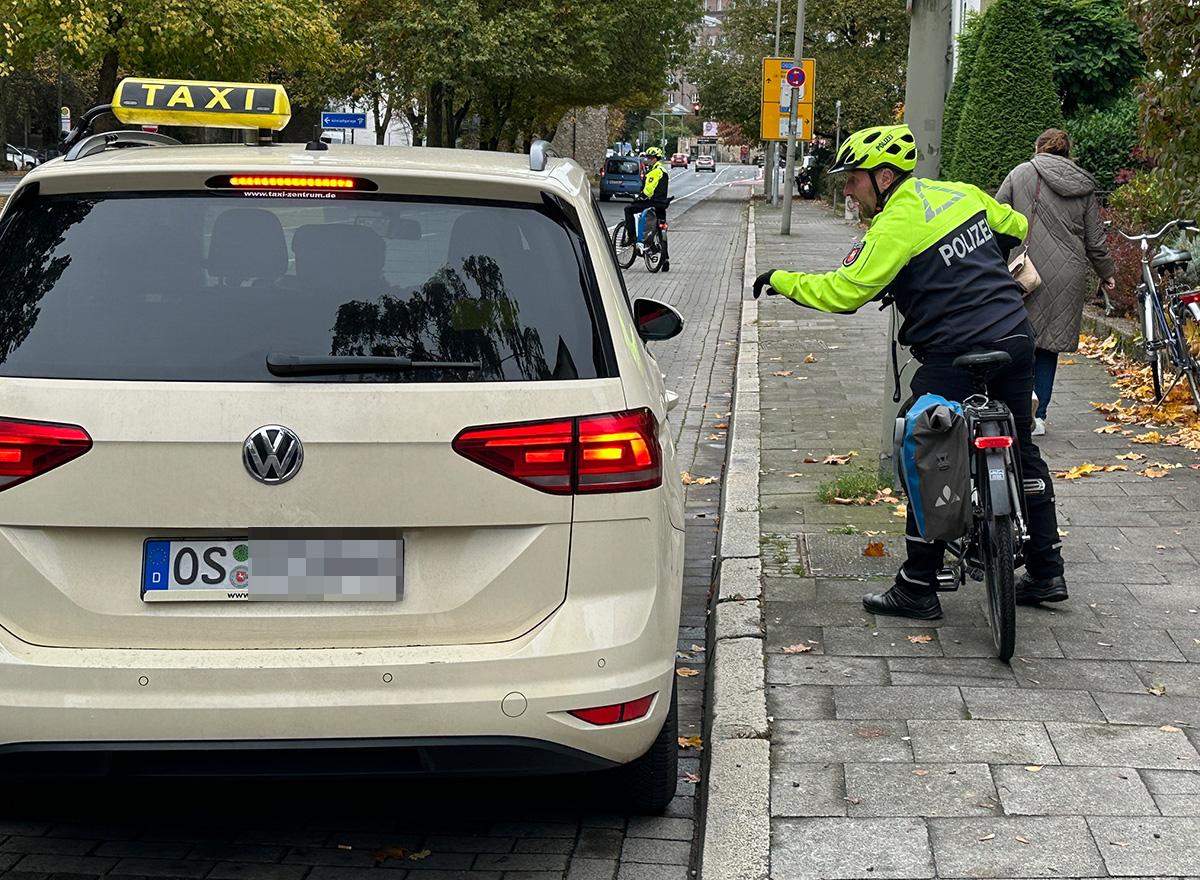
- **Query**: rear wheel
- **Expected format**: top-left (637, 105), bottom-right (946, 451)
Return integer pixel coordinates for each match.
top-left (643, 211), bottom-right (664, 273)
top-left (609, 685), bottom-right (678, 813)
top-left (612, 221), bottom-right (636, 269)
top-left (1151, 305), bottom-right (1179, 401)
top-left (981, 514), bottom-right (1016, 662)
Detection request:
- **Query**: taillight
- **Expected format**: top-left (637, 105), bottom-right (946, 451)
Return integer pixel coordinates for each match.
top-left (1180, 291), bottom-right (1200, 305)
top-left (975, 436), bottom-right (1013, 449)
top-left (569, 694), bottom-right (656, 725)
top-left (0, 418), bottom-right (92, 492)
top-left (453, 408), bottom-right (662, 494)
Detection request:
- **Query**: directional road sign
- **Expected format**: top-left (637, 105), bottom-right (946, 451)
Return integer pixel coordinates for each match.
top-left (321, 112), bottom-right (367, 130)
top-left (761, 57), bottom-right (815, 142)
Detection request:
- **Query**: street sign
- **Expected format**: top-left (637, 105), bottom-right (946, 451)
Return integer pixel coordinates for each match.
top-left (321, 112), bottom-right (367, 130)
top-left (761, 57), bottom-right (816, 142)
top-left (60, 106), bottom-right (71, 135)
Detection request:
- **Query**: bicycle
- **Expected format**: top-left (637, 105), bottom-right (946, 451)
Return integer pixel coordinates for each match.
top-left (932, 350), bottom-right (1037, 662)
top-left (612, 199), bottom-right (673, 274)
top-left (1115, 219), bottom-right (1200, 409)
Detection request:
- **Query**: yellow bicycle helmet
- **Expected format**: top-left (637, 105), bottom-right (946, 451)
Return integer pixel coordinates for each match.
top-left (645, 146), bottom-right (663, 159)
top-left (829, 124), bottom-right (917, 174)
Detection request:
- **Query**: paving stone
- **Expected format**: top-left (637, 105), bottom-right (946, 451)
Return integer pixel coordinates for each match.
top-left (1093, 691), bottom-right (1200, 726)
top-left (1051, 625), bottom-right (1186, 661)
top-left (572, 828), bottom-right (623, 860)
top-left (938, 625), bottom-right (1065, 659)
top-left (184, 843), bottom-right (288, 863)
top-left (619, 837), bottom-right (690, 865)
top-left (832, 685), bottom-right (966, 720)
top-left (615, 863), bottom-right (688, 880)
top-left (993, 763), bottom-right (1157, 815)
top-left (773, 719), bottom-right (913, 763)
top-left (470, 853), bottom-right (568, 872)
top-left (1046, 721), bottom-right (1200, 769)
top-left (5, 855), bottom-right (119, 875)
top-left (908, 720), bottom-right (1058, 765)
top-left (887, 658), bottom-right (1019, 688)
top-left (765, 683), bottom-right (837, 720)
top-left (822, 626), bottom-right (946, 657)
top-left (623, 816), bottom-right (692, 841)
top-left (1014, 659), bottom-right (1149, 693)
top-left (1131, 660), bottom-right (1200, 698)
top-left (765, 653), bottom-right (889, 686)
top-left (1087, 816), bottom-right (1200, 875)
top-left (204, 863), bottom-right (311, 880)
top-left (927, 816), bottom-right (1105, 878)
top-left (769, 762), bottom-right (846, 818)
top-left (771, 817), bottom-right (934, 879)
top-left (0, 838), bottom-right (97, 856)
top-left (843, 763), bottom-right (997, 818)
top-left (565, 858), bottom-right (617, 880)
top-left (961, 686), bottom-right (1103, 722)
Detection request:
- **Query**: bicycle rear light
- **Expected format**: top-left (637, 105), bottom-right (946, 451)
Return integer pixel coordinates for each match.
top-left (974, 436), bottom-right (1013, 449)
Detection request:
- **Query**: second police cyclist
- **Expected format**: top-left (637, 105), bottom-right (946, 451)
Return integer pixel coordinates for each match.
top-left (623, 146), bottom-right (670, 253)
top-left (753, 124), bottom-right (1068, 620)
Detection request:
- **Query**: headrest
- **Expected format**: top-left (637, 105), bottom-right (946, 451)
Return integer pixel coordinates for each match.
top-left (292, 224), bottom-right (386, 290)
top-left (207, 208), bottom-right (288, 285)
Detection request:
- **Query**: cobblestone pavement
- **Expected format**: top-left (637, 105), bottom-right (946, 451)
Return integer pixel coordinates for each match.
top-left (0, 189), bottom-right (752, 879)
top-left (706, 195), bottom-right (1200, 880)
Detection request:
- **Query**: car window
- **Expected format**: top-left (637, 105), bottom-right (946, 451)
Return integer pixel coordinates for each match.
top-left (605, 158), bottom-right (641, 176)
top-left (0, 193), bottom-right (613, 382)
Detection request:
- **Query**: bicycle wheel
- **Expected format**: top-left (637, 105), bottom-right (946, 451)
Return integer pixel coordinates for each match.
top-left (612, 221), bottom-right (636, 269)
top-left (1151, 305), bottom-right (1179, 401)
top-left (643, 212), bottom-right (664, 273)
top-left (980, 514), bottom-right (1016, 662)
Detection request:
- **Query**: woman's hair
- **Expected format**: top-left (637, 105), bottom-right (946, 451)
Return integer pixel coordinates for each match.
top-left (1035, 129), bottom-right (1071, 157)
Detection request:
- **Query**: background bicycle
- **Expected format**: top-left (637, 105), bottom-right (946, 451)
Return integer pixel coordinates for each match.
top-left (612, 201), bottom-right (671, 274)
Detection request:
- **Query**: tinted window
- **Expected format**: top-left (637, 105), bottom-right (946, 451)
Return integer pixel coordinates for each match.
top-left (605, 158), bottom-right (641, 176)
top-left (0, 194), bottom-right (611, 382)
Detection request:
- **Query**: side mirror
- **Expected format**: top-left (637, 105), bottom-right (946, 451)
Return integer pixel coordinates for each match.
top-left (633, 298), bottom-right (684, 342)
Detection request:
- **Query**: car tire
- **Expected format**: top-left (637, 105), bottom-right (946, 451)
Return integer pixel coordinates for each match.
top-left (608, 684), bottom-right (678, 813)
top-left (599, 193), bottom-right (611, 201)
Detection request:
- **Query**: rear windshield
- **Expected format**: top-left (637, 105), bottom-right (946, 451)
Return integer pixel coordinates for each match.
top-left (0, 192), bottom-right (612, 382)
top-left (605, 158), bottom-right (641, 176)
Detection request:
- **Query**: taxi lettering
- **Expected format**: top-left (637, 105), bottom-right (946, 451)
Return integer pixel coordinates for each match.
top-left (937, 218), bottom-right (994, 267)
top-left (124, 82), bottom-right (271, 114)
top-left (110, 78), bottom-right (291, 131)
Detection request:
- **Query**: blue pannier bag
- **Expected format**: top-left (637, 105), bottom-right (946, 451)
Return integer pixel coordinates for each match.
top-left (893, 393), bottom-right (971, 542)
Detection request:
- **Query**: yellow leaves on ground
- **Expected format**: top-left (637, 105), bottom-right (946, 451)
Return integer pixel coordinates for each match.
top-left (1058, 359), bottom-right (1076, 365)
top-left (678, 735), bottom-right (703, 750)
top-left (803, 354), bottom-right (817, 363)
top-left (681, 472), bottom-right (718, 485)
top-left (862, 541), bottom-right (888, 557)
top-left (1116, 452), bottom-right (1147, 460)
top-left (1161, 725), bottom-right (1181, 732)
top-left (823, 452), bottom-right (858, 465)
top-left (1148, 683), bottom-right (1168, 696)
top-left (907, 634), bottom-right (933, 644)
top-left (893, 503), bottom-right (908, 518)
top-left (1139, 466), bottom-right (1172, 478)
top-left (675, 667), bottom-right (700, 677)
top-left (1055, 463), bottom-right (1127, 479)
top-left (832, 488), bottom-right (897, 506)
top-left (1094, 424), bottom-right (1123, 434)
top-left (782, 643), bottom-right (814, 653)
top-left (1132, 431), bottom-right (1166, 444)
top-left (1025, 765), bottom-right (1044, 772)
top-left (772, 370), bottom-right (794, 376)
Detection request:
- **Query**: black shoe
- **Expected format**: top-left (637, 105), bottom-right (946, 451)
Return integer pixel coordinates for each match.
top-left (1016, 572), bottom-right (1068, 605)
top-left (862, 584), bottom-right (943, 620)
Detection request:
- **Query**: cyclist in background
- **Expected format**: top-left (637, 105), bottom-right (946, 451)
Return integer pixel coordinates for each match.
top-left (753, 124), bottom-right (1067, 620)
top-left (623, 146), bottom-right (670, 252)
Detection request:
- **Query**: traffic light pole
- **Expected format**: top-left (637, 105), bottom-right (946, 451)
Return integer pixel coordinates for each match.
top-left (780, 0), bottom-right (806, 235)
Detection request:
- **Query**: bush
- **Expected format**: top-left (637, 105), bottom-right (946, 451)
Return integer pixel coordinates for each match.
top-left (1101, 172), bottom-right (1174, 317)
top-left (1065, 97), bottom-right (1139, 190)
top-left (952, 0), bottom-right (1064, 190)
top-left (939, 12), bottom-right (985, 182)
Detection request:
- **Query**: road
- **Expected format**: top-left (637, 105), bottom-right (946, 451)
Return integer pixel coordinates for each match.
top-left (0, 165), bottom-right (754, 880)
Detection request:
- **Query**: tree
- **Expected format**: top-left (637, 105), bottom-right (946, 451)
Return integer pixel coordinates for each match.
top-left (951, 0), bottom-right (1063, 190)
top-left (1034, 0), bottom-right (1142, 115)
top-left (939, 12), bottom-right (984, 181)
top-left (1134, 0), bottom-right (1200, 216)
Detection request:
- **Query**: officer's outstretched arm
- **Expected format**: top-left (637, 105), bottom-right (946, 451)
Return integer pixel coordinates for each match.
top-left (983, 192), bottom-right (1028, 255)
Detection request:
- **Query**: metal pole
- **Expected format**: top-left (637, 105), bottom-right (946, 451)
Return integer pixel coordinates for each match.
top-left (833, 99), bottom-right (841, 212)
top-left (770, 0), bottom-right (782, 205)
top-left (780, 0), bottom-right (806, 235)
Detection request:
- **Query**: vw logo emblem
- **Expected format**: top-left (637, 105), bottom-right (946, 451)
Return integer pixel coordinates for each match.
top-left (243, 425), bottom-right (303, 484)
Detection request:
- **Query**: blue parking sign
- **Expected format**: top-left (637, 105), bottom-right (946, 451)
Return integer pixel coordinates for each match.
top-left (321, 112), bottom-right (367, 129)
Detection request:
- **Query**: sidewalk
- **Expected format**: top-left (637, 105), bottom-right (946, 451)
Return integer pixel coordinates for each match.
top-left (703, 196), bottom-right (1200, 880)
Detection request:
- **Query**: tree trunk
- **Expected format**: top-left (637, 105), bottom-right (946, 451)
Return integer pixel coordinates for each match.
top-left (405, 101), bottom-right (426, 146)
top-left (427, 83), bottom-right (444, 147)
top-left (93, 47), bottom-right (121, 133)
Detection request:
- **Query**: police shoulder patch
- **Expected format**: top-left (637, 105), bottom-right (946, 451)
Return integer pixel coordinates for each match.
top-left (843, 241), bottom-right (865, 267)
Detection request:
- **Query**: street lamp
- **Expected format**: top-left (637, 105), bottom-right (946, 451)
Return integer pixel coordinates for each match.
top-left (647, 114), bottom-right (665, 150)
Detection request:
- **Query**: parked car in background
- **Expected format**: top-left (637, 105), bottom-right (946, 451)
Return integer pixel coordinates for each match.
top-left (5, 145), bottom-right (39, 171)
top-left (599, 155), bottom-right (646, 200)
top-left (670, 153), bottom-right (689, 168)
top-left (694, 155), bottom-right (716, 173)
top-left (753, 154), bottom-right (765, 167)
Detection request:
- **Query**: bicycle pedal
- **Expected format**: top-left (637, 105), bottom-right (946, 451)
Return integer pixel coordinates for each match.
top-left (966, 564), bottom-right (985, 583)
top-left (935, 569), bottom-right (961, 592)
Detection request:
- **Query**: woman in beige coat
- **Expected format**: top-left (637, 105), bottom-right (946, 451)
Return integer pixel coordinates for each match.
top-left (998, 129), bottom-right (1116, 435)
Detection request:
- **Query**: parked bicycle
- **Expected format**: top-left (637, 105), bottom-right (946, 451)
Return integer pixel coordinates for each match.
top-left (1115, 219), bottom-right (1200, 409)
top-left (932, 350), bottom-right (1039, 662)
top-left (612, 198), bottom-right (673, 274)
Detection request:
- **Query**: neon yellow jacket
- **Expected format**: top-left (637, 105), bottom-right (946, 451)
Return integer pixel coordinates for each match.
top-left (642, 160), bottom-right (668, 199)
top-left (769, 177), bottom-right (1030, 354)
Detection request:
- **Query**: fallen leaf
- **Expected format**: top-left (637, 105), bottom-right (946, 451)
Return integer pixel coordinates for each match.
top-left (822, 452), bottom-right (857, 465)
top-left (772, 370), bottom-right (794, 376)
top-left (1138, 467), bottom-right (1170, 478)
top-left (1161, 725), bottom-right (1181, 732)
top-left (1025, 765), bottom-right (1043, 772)
top-left (913, 769), bottom-right (930, 776)
top-left (685, 772), bottom-right (701, 783)
top-left (863, 541), bottom-right (887, 557)
top-left (337, 845), bottom-right (353, 850)
top-left (1110, 841), bottom-right (1130, 847)
top-left (1148, 684), bottom-right (1168, 696)
top-left (803, 457), bottom-right (818, 463)
top-left (893, 503), bottom-right (907, 517)
top-left (803, 354), bottom-right (816, 363)
top-left (714, 423), bottom-right (728, 429)
top-left (907, 634), bottom-right (933, 644)
top-left (691, 644), bottom-right (705, 652)
top-left (979, 833), bottom-right (996, 841)
top-left (856, 726), bottom-right (883, 738)
top-left (409, 851), bottom-right (432, 861)
top-left (676, 667), bottom-right (700, 677)
top-left (1057, 528), bottom-right (1069, 537)
top-left (1097, 641), bottom-right (1114, 647)
top-left (1058, 359), bottom-right (1076, 365)
top-left (1116, 452), bottom-right (1147, 460)
top-left (1016, 836), bottom-right (1030, 845)
top-left (678, 735), bottom-right (703, 749)
top-left (1132, 431), bottom-right (1165, 444)
top-left (788, 472), bottom-right (805, 477)
top-left (374, 846), bottom-right (411, 864)
top-left (783, 643), bottom-right (814, 654)
top-left (706, 434), bottom-right (723, 440)
top-left (1094, 424), bottom-right (1122, 433)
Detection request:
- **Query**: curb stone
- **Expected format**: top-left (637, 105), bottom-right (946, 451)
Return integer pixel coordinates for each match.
top-left (700, 203), bottom-right (770, 880)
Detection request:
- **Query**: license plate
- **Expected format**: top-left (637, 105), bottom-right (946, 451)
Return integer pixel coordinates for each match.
top-left (142, 530), bottom-right (402, 602)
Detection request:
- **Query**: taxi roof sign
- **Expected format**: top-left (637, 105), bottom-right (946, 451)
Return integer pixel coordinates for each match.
top-left (111, 78), bottom-right (291, 131)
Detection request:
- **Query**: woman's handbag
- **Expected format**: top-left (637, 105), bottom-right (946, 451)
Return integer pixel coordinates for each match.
top-left (1007, 174), bottom-right (1044, 296)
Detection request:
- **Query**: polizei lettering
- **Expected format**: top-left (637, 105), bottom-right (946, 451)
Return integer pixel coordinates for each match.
top-left (937, 218), bottom-right (994, 266)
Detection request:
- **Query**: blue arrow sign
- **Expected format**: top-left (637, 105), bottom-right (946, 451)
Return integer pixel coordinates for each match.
top-left (321, 112), bottom-right (368, 129)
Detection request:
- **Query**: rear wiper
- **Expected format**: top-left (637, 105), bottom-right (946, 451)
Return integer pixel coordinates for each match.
top-left (266, 352), bottom-right (482, 376)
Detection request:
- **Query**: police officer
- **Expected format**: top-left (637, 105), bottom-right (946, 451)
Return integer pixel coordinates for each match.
top-left (753, 124), bottom-right (1067, 619)
top-left (623, 147), bottom-right (670, 251)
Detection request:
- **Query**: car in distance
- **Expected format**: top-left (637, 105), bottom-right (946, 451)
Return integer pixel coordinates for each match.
top-left (5, 144), bottom-right (39, 171)
top-left (670, 152), bottom-right (689, 168)
top-left (695, 154), bottom-right (716, 172)
top-left (599, 154), bottom-right (646, 200)
top-left (0, 77), bottom-right (687, 813)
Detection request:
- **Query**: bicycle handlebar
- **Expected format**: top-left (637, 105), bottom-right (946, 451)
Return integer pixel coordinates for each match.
top-left (1115, 218), bottom-right (1198, 243)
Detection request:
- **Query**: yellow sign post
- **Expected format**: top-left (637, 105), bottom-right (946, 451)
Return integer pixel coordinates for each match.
top-left (760, 58), bottom-right (815, 142)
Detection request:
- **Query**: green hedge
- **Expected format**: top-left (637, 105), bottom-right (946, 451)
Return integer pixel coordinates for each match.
top-left (1065, 97), bottom-right (1139, 190)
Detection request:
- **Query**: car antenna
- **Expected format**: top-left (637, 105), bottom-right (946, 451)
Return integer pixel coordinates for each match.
top-left (306, 125), bottom-right (328, 151)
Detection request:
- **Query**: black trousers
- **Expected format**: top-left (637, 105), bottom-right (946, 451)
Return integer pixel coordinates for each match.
top-left (899, 323), bottom-right (1064, 596)
top-left (623, 198), bottom-right (668, 242)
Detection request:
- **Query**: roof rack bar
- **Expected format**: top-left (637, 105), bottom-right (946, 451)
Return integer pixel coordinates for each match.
top-left (529, 140), bottom-right (557, 173)
top-left (61, 105), bottom-right (117, 150)
top-left (64, 131), bottom-right (182, 162)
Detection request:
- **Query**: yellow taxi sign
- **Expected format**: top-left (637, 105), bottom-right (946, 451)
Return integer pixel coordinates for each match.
top-left (111, 78), bottom-right (292, 131)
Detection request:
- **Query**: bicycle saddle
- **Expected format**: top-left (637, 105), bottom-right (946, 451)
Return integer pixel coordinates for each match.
top-left (1151, 246), bottom-right (1192, 269)
top-left (952, 350), bottom-right (1012, 369)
